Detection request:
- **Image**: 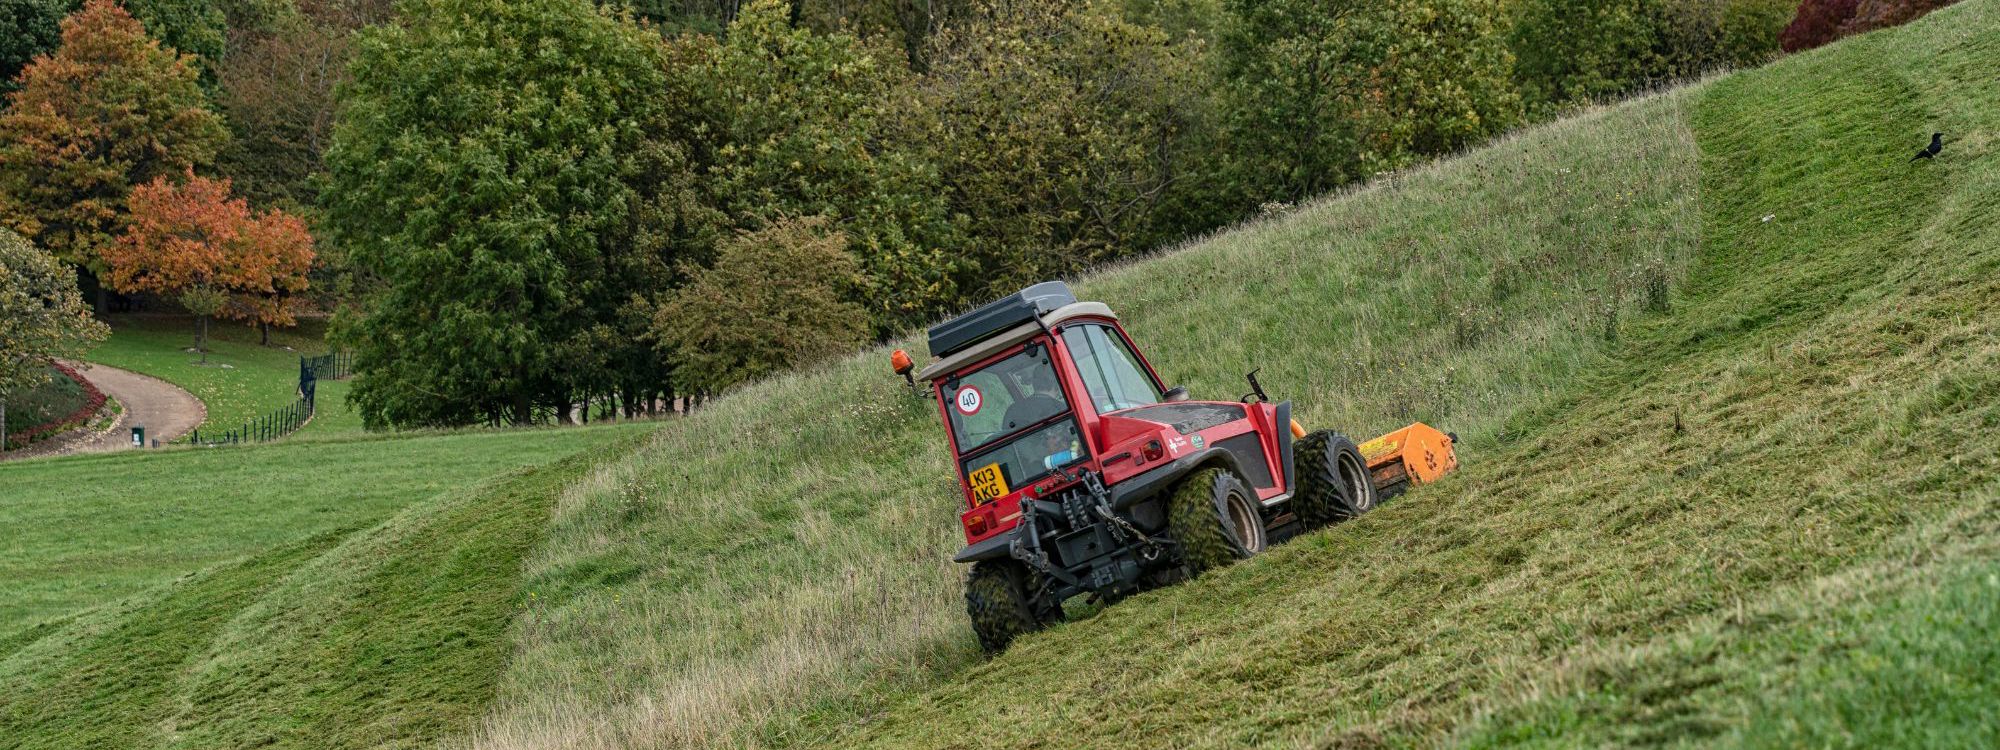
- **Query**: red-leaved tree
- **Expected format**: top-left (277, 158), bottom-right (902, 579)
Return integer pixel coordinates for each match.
top-left (1843, 0), bottom-right (1959, 33)
top-left (1781, 0), bottom-right (1860, 51)
top-left (1782, 0), bottom-right (1958, 51)
top-left (102, 172), bottom-right (314, 359)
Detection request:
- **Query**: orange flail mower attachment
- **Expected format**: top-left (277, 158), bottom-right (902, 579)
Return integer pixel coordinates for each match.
top-left (1355, 422), bottom-right (1458, 499)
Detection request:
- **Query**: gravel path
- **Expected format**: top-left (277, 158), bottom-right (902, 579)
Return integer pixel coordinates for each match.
top-left (2, 362), bottom-right (206, 461)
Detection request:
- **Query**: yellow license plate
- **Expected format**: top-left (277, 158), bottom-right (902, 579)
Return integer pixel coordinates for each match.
top-left (969, 463), bottom-right (1010, 503)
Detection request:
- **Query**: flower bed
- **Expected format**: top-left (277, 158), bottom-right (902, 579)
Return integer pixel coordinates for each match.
top-left (5, 362), bottom-right (107, 449)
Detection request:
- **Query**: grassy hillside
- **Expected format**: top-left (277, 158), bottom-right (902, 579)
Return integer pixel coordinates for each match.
top-left (826, 6), bottom-right (2000, 748)
top-left (5, 4), bottom-right (1993, 748)
top-left (463, 4), bottom-right (1997, 748)
top-left (465, 75), bottom-right (1706, 750)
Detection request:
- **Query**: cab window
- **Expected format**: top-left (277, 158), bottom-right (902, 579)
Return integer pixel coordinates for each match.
top-left (1061, 324), bottom-right (1160, 414)
top-left (946, 344), bottom-right (1069, 455)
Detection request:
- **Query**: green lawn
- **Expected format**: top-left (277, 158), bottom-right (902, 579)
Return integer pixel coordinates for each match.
top-left (823, 7), bottom-right (2000, 747)
top-left (0, 421), bottom-right (657, 645)
top-left (298, 378), bottom-right (366, 437)
top-left (85, 315), bottom-right (367, 440)
top-left (0, 428), bottom-right (656, 750)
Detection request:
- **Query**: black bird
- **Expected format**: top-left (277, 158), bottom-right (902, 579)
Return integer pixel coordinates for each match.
top-left (1910, 132), bottom-right (1944, 162)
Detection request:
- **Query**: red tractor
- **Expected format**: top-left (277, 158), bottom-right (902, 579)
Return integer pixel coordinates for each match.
top-left (893, 282), bottom-right (1459, 652)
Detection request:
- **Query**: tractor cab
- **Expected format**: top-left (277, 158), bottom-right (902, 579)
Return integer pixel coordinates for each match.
top-left (892, 281), bottom-right (1460, 652)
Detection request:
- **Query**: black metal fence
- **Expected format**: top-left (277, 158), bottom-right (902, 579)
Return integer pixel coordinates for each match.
top-left (187, 393), bottom-right (314, 445)
top-left (302, 351), bottom-right (354, 381)
top-left (184, 352), bottom-right (350, 446)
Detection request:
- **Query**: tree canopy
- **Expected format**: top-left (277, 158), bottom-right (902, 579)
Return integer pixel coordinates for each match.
top-left (103, 171), bottom-right (313, 354)
top-left (324, 0), bottom-right (694, 427)
top-left (0, 0), bottom-right (227, 279)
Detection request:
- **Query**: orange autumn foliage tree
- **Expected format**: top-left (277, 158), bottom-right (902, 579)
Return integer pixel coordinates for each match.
top-left (103, 172), bottom-right (314, 360)
top-left (0, 0), bottom-right (227, 291)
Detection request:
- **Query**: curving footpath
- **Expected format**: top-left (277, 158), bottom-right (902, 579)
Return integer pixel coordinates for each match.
top-left (1, 362), bottom-right (206, 461)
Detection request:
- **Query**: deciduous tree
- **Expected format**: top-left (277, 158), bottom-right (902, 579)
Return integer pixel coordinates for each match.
top-left (696, 0), bottom-right (962, 331)
top-left (325, 0), bottom-right (702, 428)
top-left (1220, 0), bottom-right (1519, 200)
top-left (0, 0), bottom-right (228, 305)
top-left (913, 0), bottom-right (1221, 294)
top-left (102, 172), bottom-right (313, 359)
top-left (652, 217), bottom-right (869, 396)
top-left (0, 228), bottom-right (109, 453)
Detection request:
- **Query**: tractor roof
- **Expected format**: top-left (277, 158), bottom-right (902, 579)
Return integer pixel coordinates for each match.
top-left (916, 290), bottom-right (1115, 382)
top-left (927, 281), bottom-right (1077, 359)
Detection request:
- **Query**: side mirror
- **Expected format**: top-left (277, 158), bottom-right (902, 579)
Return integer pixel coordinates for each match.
top-left (1163, 385), bottom-right (1190, 403)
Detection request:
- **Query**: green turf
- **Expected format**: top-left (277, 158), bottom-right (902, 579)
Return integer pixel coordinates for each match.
top-left (816, 7), bottom-right (2000, 747)
top-left (467, 65), bottom-right (1710, 750)
top-left (84, 315), bottom-right (366, 440)
top-left (0, 421), bottom-right (657, 644)
top-left (0, 426), bottom-right (656, 749)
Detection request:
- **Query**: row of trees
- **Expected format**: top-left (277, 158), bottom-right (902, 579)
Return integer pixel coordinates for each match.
top-left (5, 0), bottom-right (1940, 431)
top-left (325, 0), bottom-right (1811, 428)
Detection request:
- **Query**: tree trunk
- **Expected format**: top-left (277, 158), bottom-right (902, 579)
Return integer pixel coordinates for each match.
top-left (2, 400), bottom-right (9, 455)
top-left (259, 320), bottom-right (270, 346)
top-left (511, 392), bottom-right (532, 425)
top-left (197, 316), bottom-right (209, 365)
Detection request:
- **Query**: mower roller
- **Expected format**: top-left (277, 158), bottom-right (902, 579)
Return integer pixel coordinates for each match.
top-left (892, 281), bottom-right (1460, 652)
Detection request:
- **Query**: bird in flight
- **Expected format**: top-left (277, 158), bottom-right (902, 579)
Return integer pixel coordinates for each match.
top-left (1910, 132), bottom-right (1944, 162)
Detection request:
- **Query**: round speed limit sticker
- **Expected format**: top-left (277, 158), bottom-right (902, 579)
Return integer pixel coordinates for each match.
top-left (955, 386), bottom-right (982, 415)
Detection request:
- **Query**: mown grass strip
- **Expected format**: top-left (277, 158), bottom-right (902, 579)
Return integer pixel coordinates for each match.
top-left (817, 5), bottom-right (2000, 747)
top-left (0, 425), bottom-right (655, 750)
top-left (466, 80), bottom-right (1707, 750)
top-left (0, 530), bottom-right (352, 748)
top-left (159, 426), bottom-right (656, 749)
top-left (0, 421), bottom-right (657, 642)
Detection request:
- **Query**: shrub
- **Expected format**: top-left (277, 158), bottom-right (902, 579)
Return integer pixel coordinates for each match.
top-left (651, 217), bottom-right (870, 397)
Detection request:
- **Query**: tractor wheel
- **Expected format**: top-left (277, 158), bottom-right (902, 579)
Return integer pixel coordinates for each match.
top-left (965, 560), bottom-right (1047, 653)
top-left (1291, 430), bottom-right (1377, 530)
top-left (1166, 467), bottom-right (1266, 577)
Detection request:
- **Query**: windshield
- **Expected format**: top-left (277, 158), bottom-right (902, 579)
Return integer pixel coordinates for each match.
top-left (946, 344), bottom-right (1069, 454)
top-left (1061, 323), bottom-right (1161, 414)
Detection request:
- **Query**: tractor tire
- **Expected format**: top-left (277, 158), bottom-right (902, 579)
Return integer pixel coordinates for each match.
top-left (1291, 430), bottom-right (1377, 529)
top-left (1166, 467), bottom-right (1266, 577)
top-left (965, 560), bottom-right (1046, 653)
